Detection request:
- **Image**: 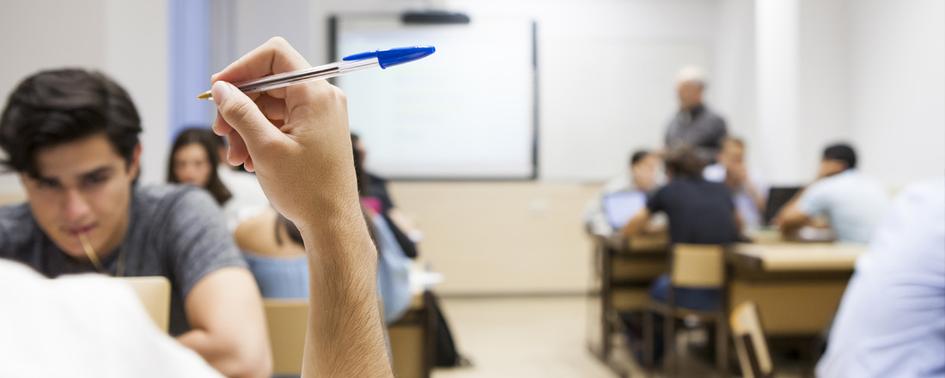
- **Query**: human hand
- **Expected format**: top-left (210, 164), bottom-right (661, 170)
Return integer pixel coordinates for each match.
top-left (209, 37), bottom-right (359, 229)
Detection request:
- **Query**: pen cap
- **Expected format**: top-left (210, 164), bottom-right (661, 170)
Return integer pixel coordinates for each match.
top-left (343, 46), bottom-right (436, 69)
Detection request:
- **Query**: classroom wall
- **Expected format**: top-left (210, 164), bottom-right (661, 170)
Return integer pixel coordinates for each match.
top-left (847, 0), bottom-right (945, 188)
top-left (0, 0), bottom-right (170, 196)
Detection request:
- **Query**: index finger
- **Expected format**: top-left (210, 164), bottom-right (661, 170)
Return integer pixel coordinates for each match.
top-left (211, 37), bottom-right (311, 84)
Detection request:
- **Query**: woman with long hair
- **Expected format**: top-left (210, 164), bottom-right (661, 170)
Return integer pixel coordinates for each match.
top-left (167, 127), bottom-right (232, 206)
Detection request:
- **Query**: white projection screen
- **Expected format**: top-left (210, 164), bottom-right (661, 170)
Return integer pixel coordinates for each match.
top-left (334, 15), bottom-right (537, 179)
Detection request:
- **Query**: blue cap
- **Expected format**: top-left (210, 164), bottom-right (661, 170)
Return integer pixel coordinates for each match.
top-left (342, 46), bottom-right (436, 69)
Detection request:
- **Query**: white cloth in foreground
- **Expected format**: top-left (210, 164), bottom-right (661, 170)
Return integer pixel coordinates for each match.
top-left (816, 178), bottom-right (945, 378)
top-left (0, 260), bottom-right (220, 378)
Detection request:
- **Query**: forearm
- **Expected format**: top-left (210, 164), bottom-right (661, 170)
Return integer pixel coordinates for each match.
top-left (622, 210), bottom-right (651, 236)
top-left (300, 198), bottom-right (392, 377)
top-left (178, 329), bottom-right (268, 378)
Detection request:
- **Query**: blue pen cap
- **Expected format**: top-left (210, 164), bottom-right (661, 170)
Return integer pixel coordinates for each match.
top-left (343, 46), bottom-right (436, 69)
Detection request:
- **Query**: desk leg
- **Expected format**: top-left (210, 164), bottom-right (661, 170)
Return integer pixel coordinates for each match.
top-left (600, 245), bottom-right (614, 361)
top-left (422, 291), bottom-right (435, 378)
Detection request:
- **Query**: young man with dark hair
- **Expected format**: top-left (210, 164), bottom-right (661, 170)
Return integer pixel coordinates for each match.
top-left (774, 143), bottom-right (890, 243)
top-left (624, 146), bottom-right (741, 307)
top-left (0, 69), bottom-right (271, 377)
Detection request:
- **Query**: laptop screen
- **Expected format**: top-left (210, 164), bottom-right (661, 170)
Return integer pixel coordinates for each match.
top-left (602, 191), bottom-right (647, 230)
top-left (763, 186), bottom-right (802, 225)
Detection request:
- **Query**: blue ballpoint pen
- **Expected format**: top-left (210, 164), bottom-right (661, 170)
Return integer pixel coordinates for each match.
top-left (197, 46), bottom-right (435, 100)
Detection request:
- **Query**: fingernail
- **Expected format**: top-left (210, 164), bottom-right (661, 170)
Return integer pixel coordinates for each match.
top-left (211, 81), bottom-right (231, 105)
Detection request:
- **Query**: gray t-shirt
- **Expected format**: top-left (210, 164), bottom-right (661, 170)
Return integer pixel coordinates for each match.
top-left (0, 184), bottom-right (247, 335)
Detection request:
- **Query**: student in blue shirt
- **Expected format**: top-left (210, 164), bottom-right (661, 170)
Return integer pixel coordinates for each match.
top-left (774, 143), bottom-right (890, 243)
top-left (817, 178), bottom-right (944, 377)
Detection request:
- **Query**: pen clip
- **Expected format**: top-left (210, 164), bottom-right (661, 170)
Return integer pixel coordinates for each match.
top-left (342, 46), bottom-right (436, 69)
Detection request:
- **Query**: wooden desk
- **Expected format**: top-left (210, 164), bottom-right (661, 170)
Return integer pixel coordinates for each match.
top-left (588, 233), bottom-right (669, 376)
top-left (727, 241), bottom-right (865, 336)
top-left (733, 243), bottom-right (864, 272)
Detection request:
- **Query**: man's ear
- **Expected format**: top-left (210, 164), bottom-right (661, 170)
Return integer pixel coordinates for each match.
top-left (128, 143), bottom-right (142, 178)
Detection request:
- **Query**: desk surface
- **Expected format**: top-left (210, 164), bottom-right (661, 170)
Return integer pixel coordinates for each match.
top-left (733, 242), bottom-right (867, 272)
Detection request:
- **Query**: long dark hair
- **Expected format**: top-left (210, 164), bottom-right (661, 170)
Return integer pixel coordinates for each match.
top-left (167, 127), bottom-right (232, 205)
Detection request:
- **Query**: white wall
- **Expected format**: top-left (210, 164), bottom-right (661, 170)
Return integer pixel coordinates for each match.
top-left (0, 0), bottom-right (169, 195)
top-left (848, 0), bottom-right (945, 187)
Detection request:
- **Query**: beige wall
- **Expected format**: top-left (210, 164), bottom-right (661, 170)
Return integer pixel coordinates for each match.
top-left (390, 181), bottom-right (601, 295)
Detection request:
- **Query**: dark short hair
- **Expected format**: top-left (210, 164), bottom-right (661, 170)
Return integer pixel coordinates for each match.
top-left (665, 146), bottom-right (707, 179)
top-left (168, 127), bottom-right (232, 206)
top-left (822, 143), bottom-right (857, 170)
top-left (0, 69), bottom-right (142, 178)
top-left (629, 149), bottom-right (651, 167)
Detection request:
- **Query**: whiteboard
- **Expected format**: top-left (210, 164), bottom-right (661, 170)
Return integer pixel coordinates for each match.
top-left (335, 15), bottom-right (536, 179)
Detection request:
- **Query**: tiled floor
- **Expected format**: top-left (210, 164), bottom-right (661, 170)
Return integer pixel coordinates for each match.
top-left (431, 296), bottom-right (618, 378)
top-left (429, 296), bottom-right (811, 378)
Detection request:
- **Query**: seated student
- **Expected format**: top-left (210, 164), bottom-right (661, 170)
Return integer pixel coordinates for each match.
top-left (168, 127), bottom-right (233, 206)
top-left (774, 143), bottom-right (890, 243)
top-left (0, 69), bottom-right (270, 376)
top-left (584, 149), bottom-right (663, 236)
top-left (704, 137), bottom-right (767, 230)
top-left (816, 178), bottom-right (944, 377)
top-left (623, 146), bottom-right (741, 310)
top-left (168, 127), bottom-right (269, 230)
top-left (1, 37), bottom-right (392, 377)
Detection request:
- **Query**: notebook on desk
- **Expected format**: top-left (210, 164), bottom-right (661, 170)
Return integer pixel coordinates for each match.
top-left (602, 191), bottom-right (647, 230)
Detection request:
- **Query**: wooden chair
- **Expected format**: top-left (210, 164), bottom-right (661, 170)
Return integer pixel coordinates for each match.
top-left (117, 276), bottom-right (171, 332)
top-left (262, 294), bottom-right (433, 378)
top-left (730, 302), bottom-right (774, 378)
top-left (643, 244), bottom-right (728, 373)
top-left (263, 299), bottom-right (308, 376)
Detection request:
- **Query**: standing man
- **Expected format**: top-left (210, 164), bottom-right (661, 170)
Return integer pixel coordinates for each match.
top-left (664, 66), bottom-right (728, 162)
top-left (0, 69), bottom-right (271, 377)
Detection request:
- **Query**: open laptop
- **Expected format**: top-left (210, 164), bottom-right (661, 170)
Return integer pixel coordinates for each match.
top-left (763, 186), bottom-right (802, 225)
top-left (602, 191), bottom-right (648, 230)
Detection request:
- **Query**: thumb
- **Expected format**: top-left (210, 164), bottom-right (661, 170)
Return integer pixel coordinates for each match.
top-left (211, 81), bottom-right (281, 152)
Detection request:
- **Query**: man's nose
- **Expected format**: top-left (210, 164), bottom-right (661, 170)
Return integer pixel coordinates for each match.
top-left (62, 189), bottom-right (92, 223)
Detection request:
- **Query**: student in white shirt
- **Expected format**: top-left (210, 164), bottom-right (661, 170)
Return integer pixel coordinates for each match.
top-left (775, 143), bottom-right (890, 243)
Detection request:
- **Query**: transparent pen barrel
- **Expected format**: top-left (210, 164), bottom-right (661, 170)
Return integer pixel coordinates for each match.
top-left (238, 58), bottom-right (379, 94)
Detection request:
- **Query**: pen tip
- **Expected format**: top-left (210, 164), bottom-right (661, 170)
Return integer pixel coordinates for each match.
top-left (196, 91), bottom-right (212, 100)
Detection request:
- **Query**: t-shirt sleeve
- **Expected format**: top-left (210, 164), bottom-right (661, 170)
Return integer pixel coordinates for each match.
top-left (163, 189), bottom-right (247, 299)
top-left (797, 181), bottom-right (831, 217)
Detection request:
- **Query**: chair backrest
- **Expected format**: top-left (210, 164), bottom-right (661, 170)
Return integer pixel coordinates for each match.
top-left (730, 302), bottom-right (773, 378)
top-left (670, 244), bottom-right (725, 288)
top-left (264, 299), bottom-right (309, 375)
top-left (117, 276), bottom-right (171, 332)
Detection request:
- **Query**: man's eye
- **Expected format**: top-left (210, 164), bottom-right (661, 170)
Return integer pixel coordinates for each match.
top-left (83, 174), bottom-right (110, 186)
top-left (37, 180), bottom-right (60, 189)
